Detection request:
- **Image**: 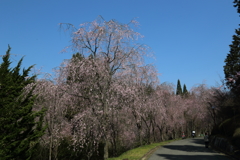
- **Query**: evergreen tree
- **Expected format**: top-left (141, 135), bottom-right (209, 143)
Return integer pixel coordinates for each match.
top-left (71, 52), bottom-right (85, 63)
top-left (176, 79), bottom-right (182, 95)
top-left (66, 52), bottom-right (85, 84)
top-left (234, 0), bottom-right (240, 14)
top-left (223, 1), bottom-right (240, 92)
top-left (223, 29), bottom-right (240, 90)
top-left (183, 84), bottom-right (188, 96)
top-left (0, 46), bottom-right (46, 160)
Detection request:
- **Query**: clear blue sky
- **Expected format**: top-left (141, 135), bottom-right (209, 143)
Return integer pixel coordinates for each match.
top-left (0, 0), bottom-right (239, 90)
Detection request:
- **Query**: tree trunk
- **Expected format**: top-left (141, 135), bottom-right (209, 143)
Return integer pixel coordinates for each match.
top-left (151, 120), bottom-right (156, 142)
top-left (104, 141), bottom-right (109, 160)
top-left (49, 134), bottom-right (52, 160)
top-left (103, 98), bottom-right (109, 159)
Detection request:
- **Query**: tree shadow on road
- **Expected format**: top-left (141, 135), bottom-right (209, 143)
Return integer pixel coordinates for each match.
top-left (190, 138), bottom-right (206, 145)
top-left (163, 145), bottom-right (211, 153)
top-left (156, 154), bottom-right (229, 160)
top-left (156, 139), bottom-right (230, 160)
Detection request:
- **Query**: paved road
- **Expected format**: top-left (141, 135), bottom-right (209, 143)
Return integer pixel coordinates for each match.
top-left (148, 137), bottom-right (231, 160)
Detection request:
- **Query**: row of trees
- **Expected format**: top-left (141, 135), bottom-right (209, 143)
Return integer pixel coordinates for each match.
top-left (0, 18), bottom-right (220, 160)
top-left (214, 0), bottom-right (240, 149)
top-left (31, 63), bottom-right (216, 160)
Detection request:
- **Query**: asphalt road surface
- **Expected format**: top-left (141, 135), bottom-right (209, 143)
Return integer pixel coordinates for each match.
top-left (148, 137), bottom-right (232, 160)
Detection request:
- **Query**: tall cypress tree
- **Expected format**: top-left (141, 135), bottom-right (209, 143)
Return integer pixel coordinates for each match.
top-left (176, 79), bottom-right (182, 95)
top-left (183, 84), bottom-right (188, 96)
top-left (0, 46), bottom-right (46, 160)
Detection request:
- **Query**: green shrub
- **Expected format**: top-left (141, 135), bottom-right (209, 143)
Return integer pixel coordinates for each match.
top-left (219, 118), bottom-right (234, 137)
top-left (30, 143), bottom-right (48, 160)
top-left (232, 127), bottom-right (240, 149)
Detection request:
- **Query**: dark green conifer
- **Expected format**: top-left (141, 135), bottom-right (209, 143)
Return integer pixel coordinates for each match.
top-left (224, 0), bottom-right (240, 92)
top-left (224, 29), bottom-right (240, 90)
top-left (176, 79), bottom-right (182, 95)
top-left (234, 0), bottom-right (240, 14)
top-left (0, 46), bottom-right (46, 160)
top-left (183, 84), bottom-right (188, 96)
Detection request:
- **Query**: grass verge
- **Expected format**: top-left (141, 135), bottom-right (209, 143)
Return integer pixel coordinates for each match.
top-left (107, 139), bottom-right (180, 160)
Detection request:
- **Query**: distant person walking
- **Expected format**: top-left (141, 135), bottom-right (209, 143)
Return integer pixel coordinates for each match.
top-left (192, 131), bottom-right (195, 138)
top-left (204, 132), bottom-right (209, 148)
top-left (182, 132), bottom-right (185, 139)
